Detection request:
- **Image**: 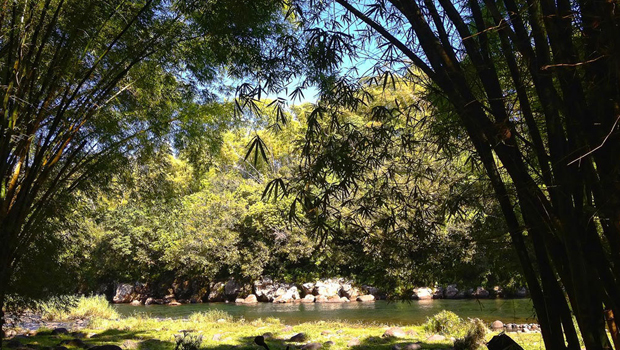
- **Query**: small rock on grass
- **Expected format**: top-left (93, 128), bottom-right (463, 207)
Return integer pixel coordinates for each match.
top-left (382, 327), bottom-right (406, 338)
top-left (262, 332), bottom-right (274, 340)
top-left (289, 333), bottom-right (307, 342)
top-left (321, 331), bottom-right (332, 336)
top-left (121, 340), bottom-right (139, 350)
top-left (324, 341), bottom-right (334, 347)
top-left (283, 326), bottom-right (294, 332)
top-left (302, 343), bottom-right (322, 350)
top-left (51, 329), bottom-right (69, 336)
top-left (212, 334), bottom-right (222, 341)
top-left (426, 334), bottom-right (446, 342)
top-left (347, 338), bottom-right (360, 347)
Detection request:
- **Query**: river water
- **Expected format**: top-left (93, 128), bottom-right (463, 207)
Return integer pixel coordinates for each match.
top-left (114, 299), bottom-right (536, 325)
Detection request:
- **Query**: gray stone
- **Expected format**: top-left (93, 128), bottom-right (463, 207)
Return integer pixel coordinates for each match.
top-left (51, 328), bottom-right (68, 336)
top-left (340, 283), bottom-right (360, 299)
top-left (302, 343), bottom-right (322, 350)
top-left (426, 334), bottom-right (446, 342)
top-left (382, 327), bottom-right (406, 338)
top-left (121, 340), bottom-right (139, 349)
top-left (301, 295), bottom-right (315, 303)
top-left (314, 295), bottom-right (328, 303)
top-left (474, 287), bottom-right (489, 298)
top-left (289, 333), bottom-right (308, 342)
top-left (444, 285), bottom-right (460, 299)
top-left (412, 287), bottom-right (432, 300)
top-left (224, 279), bottom-right (243, 300)
top-left (356, 295), bottom-right (375, 302)
top-left (113, 283), bottom-right (135, 303)
top-left (244, 294), bottom-right (258, 303)
top-left (347, 338), bottom-right (360, 347)
top-left (515, 287), bottom-right (528, 298)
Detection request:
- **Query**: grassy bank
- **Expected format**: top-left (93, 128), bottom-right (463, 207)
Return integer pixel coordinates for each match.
top-left (5, 298), bottom-right (546, 350)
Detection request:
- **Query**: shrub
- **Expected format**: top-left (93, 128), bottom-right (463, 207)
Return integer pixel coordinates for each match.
top-left (454, 319), bottom-right (488, 350)
top-left (174, 331), bottom-right (203, 350)
top-left (39, 295), bottom-right (118, 321)
top-left (423, 310), bottom-right (464, 336)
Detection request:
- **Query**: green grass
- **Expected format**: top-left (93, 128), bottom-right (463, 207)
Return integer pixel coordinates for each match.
top-left (3, 309), bottom-right (546, 350)
top-left (38, 295), bottom-right (119, 321)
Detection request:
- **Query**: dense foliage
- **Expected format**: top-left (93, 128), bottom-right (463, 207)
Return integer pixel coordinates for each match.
top-left (31, 90), bottom-right (524, 298)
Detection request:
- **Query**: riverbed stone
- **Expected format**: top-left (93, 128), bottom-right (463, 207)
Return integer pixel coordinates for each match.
top-left (314, 280), bottom-right (341, 297)
top-left (340, 283), bottom-right (360, 299)
top-left (244, 294), bottom-right (258, 303)
top-left (224, 279), bottom-right (244, 300)
top-left (207, 282), bottom-right (225, 302)
top-left (326, 295), bottom-right (344, 303)
top-left (315, 295), bottom-right (328, 303)
top-left (515, 287), bottom-right (528, 298)
top-left (491, 320), bottom-right (504, 331)
top-left (356, 295), bottom-right (375, 302)
top-left (474, 287), bottom-right (489, 298)
top-left (301, 295), bottom-right (315, 303)
top-left (112, 283), bottom-right (134, 303)
top-left (302, 283), bottom-right (315, 296)
top-left (412, 287), bottom-right (432, 300)
top-left (444, 285), bottom-right (460, 299)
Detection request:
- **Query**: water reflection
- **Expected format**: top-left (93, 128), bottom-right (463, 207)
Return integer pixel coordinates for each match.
top-left (115, 299), bottom-right (536, 325)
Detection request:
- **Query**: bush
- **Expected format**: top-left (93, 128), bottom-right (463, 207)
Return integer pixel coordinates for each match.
top-left (454, 319), bottom-right (488, 350)
top-left (188, 310), bottom-right (233, 323)
top-left (423, 310), bottom-right (464, 336)
top-left (39, 295), bottom-right (118, 321)
top-left (174, 331), bottom-right (203, 350)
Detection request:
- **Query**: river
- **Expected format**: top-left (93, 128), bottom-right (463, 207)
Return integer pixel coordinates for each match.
top-left (114, 299), bottom-right (536, 325)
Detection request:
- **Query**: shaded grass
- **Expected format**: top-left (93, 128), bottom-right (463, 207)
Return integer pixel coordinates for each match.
top-left (4, 312), bottom-right (545, 350)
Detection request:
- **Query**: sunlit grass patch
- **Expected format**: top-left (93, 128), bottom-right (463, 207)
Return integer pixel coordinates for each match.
top-left (39, 295), bottom-right (119, 321)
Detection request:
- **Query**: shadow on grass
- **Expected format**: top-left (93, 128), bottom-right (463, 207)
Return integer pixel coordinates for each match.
top-left (350, 335), bottom-right (452, 350)
top-left (4, 329), bottom-right (454, 350)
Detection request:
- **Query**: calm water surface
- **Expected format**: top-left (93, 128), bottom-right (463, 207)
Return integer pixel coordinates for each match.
top-left (114, 299), bottom-right (536, 325)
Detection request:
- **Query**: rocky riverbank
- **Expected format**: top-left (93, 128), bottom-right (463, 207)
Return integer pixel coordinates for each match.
top-left (110, 277), bottom-right (528, 306)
